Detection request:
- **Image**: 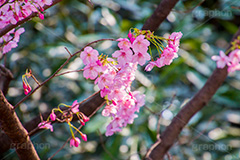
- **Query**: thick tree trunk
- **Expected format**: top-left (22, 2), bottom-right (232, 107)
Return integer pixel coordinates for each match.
top-left (0, 90), bottom-right (40, 160)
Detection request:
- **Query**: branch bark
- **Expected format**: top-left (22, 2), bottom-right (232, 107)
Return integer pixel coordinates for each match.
top-left (142, 0), bottom-right (180, 31)
top-left (0, 0), bottom-right (62, 37)
top-left (145, 28), bottom-right (240, 160)
top-left (0, 90), bottom-right (40, 160)
top-left (0, 65), bottom-right (13, 95)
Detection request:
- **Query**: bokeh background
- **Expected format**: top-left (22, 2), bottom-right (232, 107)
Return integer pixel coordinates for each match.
top-left (1, 0), bottom-right (240, 159)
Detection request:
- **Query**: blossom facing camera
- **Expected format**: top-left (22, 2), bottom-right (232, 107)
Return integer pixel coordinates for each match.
top-left (211, 50), bottom-right (230, 69)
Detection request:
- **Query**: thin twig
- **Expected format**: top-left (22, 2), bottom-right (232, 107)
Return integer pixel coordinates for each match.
top-left (98, 130), bottom-right (117, 160)
top-left (189, 115), bottom-right (215, 144)
top-left (14, 38), bottom-right (115, 109)
top-left (55, 69), bottom-right (84, 77)
top-left (156, 93), bottom-right (176, 139)
top-left (64, 47), bottom-right (72, 56)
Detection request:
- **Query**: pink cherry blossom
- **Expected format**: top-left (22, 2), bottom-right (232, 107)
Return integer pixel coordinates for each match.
top-left (96, 73), bottom-right (115, 89)
top-left (132, 51), bottom-right (151, 66)
top-left (71, 100), bottom-right (79, 114)
top-left (38, 121), bottom-right (53, 132)
top-left (117, 38), bottom-right (132, 50)
top-left (227, 49), bottom-right (240, 72)
top-left (83, 63), bottom-right (101, 80)
top-left (168, 32), bottom-right (183, 52)
top-left (102, 104), bottom-right (117, 117)
top-left (80, 46), bottom-right (99, 65)
top-left (161, 47), bottom-right (177, 66)
top-left (132, 35), bottom-right (150, 53)
top-left (112, 49), bottom-right (133, 67)
top-left (70, 137), bottom-right (81, 147)
top-left (211, 50), bottom-right (230, 68)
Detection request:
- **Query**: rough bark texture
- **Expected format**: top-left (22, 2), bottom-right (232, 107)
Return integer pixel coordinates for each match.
top-left (0, 90), bottom-right (40, 160)
top-left (142, 0), bottom-right (180, 31)
top-left (0, 65), bottom-right (13, 95)
top-left (145, 28), bottom-right (240, 160)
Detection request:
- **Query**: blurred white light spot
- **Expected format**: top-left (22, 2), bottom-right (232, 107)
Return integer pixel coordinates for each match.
top-left (20, 103), bottom-right (28, 112)
top-left (101, 8), bottom-right (116, 26)
top-left (85, 141), bottom-right (97, 152)
top-left (203, 152), bottom-right (211, 160)
top-left (8, 87), bottom-right (21, 97)
top-left (11, 52), bottom-right (22, 61)
top-left (208, 128), bottom-right (226, 140)
top-left (162, 109), bottom-right (173, 120)
top-left (227, 113), bottom-right (240, 124)
top-left (119, 145), bottom-right (128, 153)
top-left (43, 68), bottom-right (51, 77)
top-left (167, 12), bottom-right (176, 22)
top-left (135, 70), bottom-right (152, 87)
top-left (148, 115), bottom-right (157, 131)
top-left (99, 41), bottom-right (113, 50)
top-left (201, 43), bottom-right (210, 52)
top-left (39, 103), bottom-right (48, 112)
top-left (121, 128), bottom-right (130, 136)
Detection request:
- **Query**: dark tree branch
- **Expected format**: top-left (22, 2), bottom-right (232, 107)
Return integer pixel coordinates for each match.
top-left (142, 0), bottom-right (180, 31)
top-left (145, 27), bottom-right (240, 160)
top-left (0, 90), bottom-right (40, 160)
top-left (0, 0), bottom-right (62, 37)
top-left (0, 65), bottom-right (13, 95)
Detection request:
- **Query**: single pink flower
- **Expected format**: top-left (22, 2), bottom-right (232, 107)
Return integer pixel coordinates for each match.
top-left (112, 49), bottom-right (133, 67)
top-left (117, 38), bottom-right (132, 50)
top-left (102, 104), bottom-right (117, 117)
top-left (80, 46), bottom-right (99, 65)
top-left (71, 100), bottom-right (79, 114)
top-left (132, 51), bottom-right (151, 66)
top-left (38, 121), bottom-right (53, 132)
top-left (70, 137), bottom-right (81, 147)
top-left (83, 63), bottom-right (101, 80)
top-left (132, 35), bottom-right (150, 53)
top-left (211, 50), bottom-right (230, 69)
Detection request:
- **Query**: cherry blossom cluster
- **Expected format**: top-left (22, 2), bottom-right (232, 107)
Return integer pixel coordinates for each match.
top-left (38, 100), bottom-right (89, 147)
top-left (0, 0), bottom-right (52, 54)
top-left (211, 37), bottom-right (240, 72)
top-left (80, 29), bottom-right (182, 136)
top-left (212, 49), bottom-right (240, 72)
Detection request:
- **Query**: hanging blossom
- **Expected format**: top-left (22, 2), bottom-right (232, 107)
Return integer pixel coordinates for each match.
top-left (38, 100), bottom-right (90, 147)
top-left (79, 29), bottom-right (182, 136)
top-left (0, 0), bottom-right (53, 54)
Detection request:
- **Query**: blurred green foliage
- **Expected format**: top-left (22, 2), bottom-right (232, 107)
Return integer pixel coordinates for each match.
top-left (1, 0), bottom-right (240, 159)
